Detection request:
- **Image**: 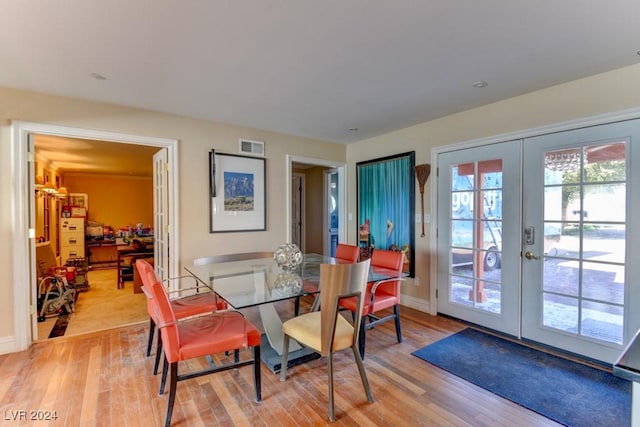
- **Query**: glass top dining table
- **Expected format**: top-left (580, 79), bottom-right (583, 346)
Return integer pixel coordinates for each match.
top-left (184, 252), bottom-right (404, 358)
top-left (184, 253), bottom-right (402, 310)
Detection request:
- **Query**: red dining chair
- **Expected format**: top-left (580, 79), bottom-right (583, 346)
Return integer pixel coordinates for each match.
top-left (295, 243), bottom-right (360, 315)
top-left (146, 274), bottom-right (262, 427)
top-left (136, 259), bottom-right (226, 375)
top-left (280, 259), bottom-right (373, 422)
top-left (339, 249), bottom-right (405, 357)
top-left (334, 243), bottom-right (360, 263)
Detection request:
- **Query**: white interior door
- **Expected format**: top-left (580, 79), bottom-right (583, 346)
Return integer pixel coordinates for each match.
top-left (153, 148), bottom-right (170, 281)
top-left (522, 119), bottom-right (640, 363)
top-left (437, 140), bottom-right (522, 336)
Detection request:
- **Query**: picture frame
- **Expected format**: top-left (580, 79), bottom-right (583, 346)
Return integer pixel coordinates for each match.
top-left (357, 151), bottom-right (415, 276)
top-left (209, 150), bottom-right (266, 233)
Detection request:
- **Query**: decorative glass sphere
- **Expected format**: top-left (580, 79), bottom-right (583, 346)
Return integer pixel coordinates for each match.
top-left (274, 243), bottom-right (303, 271)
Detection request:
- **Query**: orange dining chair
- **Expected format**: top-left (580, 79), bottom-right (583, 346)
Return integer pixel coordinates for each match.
top-left (339, 249), bottom-right (405, 357)
top-left (136, 259), bottom-right (226, 375)
top-left (146, 274), bottom-right (262, 427)
top-left (293, 243), bottom-right (360, 316)
top-left (280, 259), bottom-right (373, 422)
top-left (334, 243), bottom-right (360, 263)
top-left (294, 243), bottom-right (360, 316)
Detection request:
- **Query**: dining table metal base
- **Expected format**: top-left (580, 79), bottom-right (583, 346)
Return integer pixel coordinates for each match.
top-left (259, 303), bottom-right (303, 355)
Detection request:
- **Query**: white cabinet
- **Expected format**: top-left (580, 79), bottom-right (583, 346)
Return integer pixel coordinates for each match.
top-left (60, 218), bottom-right (85, 261)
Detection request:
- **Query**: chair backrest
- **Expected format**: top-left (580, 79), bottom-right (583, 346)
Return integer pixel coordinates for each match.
top-left (334, 243), bottom-right (360, 263)
top-left (136, 259), bottom-right (159, 318)
top-left (370, 249), bottom-right (405, 297)
top-left (148, 275), bottom-right (181, 363)
top-left (193, 252), bottom-right (274, 266)
top-left (319, 258), bottom-right (371, 356)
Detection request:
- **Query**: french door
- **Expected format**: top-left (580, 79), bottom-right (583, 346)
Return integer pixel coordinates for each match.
top-left (437, 140), bottom-right (522, 336)
top-left (437, 119), bottom-right (640, 363)
top-left (522, 119), bottom-right (640, 363)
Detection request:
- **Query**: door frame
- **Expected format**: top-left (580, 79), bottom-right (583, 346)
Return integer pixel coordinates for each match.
top-left (11, 121), bottom-right (180, 351)
top-left (430, 107), bottom-right (640, 316)
top-left (286, 155), bottom-right (347, 252)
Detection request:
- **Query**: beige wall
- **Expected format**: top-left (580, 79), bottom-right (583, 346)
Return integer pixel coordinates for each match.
top-left (0, 87), bottom-right (345, 345)
top-left (63, 174), bottom-right (153, 231)
top-left (346, 63), bottom-right (640, 308)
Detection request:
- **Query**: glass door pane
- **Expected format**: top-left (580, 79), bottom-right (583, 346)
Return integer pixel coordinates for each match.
top-left (450, 160), bottom-right (503, 313)
top-left (437, 140), bottom-right (521, 336)
top-left (541, 142), bottom-right (626, 345)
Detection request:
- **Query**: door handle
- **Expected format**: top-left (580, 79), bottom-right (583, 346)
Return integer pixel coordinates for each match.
top-left (524, 251), bottom-right (541, 260)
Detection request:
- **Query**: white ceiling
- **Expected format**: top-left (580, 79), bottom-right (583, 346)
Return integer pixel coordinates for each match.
top-left (34, 135), bottom-right (160, 177)
top-left (5, 1), bottom-right (640, 174)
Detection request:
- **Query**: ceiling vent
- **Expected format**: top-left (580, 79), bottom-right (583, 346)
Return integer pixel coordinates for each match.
top-left (239, 139), bottom-right (265, 156)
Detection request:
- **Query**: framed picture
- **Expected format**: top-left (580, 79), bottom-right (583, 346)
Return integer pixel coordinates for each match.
top-left (209, 150), bottom-right (266, 233)
top-left (357, 151), bottom-right (415, 276)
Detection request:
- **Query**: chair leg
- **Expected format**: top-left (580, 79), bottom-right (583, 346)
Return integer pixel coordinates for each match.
top-left (327, 352), bottom-right (335, 422)
top-left (253, 345), bottom-right (262, 402)
top-left (393, 305), bottom-right (403, 343)
top-left (153, 335), bottom-right (163, 375)
top-left (279, 334), bottom-right (291, 381)
top-left (147, 317), bottom-right (156, 357)
top-left (351, 344), bottom-right (374, 403)
top-left (160, 356), bottom-right (169, 395)
top-left (358, 318), bottom-right (367, 359)
top-left (294, 296), bottom-right (300, 316)
top-left (164, 362), bottom-right (178, 427)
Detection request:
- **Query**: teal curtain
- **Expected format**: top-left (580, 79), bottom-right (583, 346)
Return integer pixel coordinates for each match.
top-left (357, 152), bottom-right (415, 274)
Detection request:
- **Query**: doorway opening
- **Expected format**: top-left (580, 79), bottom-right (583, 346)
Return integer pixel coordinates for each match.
top-left (286, 155), bottom-right (347, 255)
top-left (11, 121), bottom-right (179, 351)
top-left (33, 135), bottom-right (157, 340)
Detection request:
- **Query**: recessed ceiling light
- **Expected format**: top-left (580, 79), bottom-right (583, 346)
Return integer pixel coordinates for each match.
top-left (89, 73), bottom-right (107, 80)
top-left (472, 80), bottom-right (488, 88)
top-left (348, 127), bottom-right (359, 132)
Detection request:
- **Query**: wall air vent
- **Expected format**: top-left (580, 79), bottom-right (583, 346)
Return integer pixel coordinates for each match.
top-left (239, 139), bottom-right (265, 156)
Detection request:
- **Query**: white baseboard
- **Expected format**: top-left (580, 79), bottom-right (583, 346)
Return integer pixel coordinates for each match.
top-left (0, 335), bottom-right (17, 355)
top-left (400, 294), bottom-right (431, 314)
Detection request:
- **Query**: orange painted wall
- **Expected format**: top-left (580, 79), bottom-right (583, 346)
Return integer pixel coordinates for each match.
top-left (63, 174), bottom-right (153, 232)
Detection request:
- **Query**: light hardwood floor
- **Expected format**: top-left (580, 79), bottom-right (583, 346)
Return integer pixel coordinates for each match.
top-left (2, 302), bottom-right (562, 426)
